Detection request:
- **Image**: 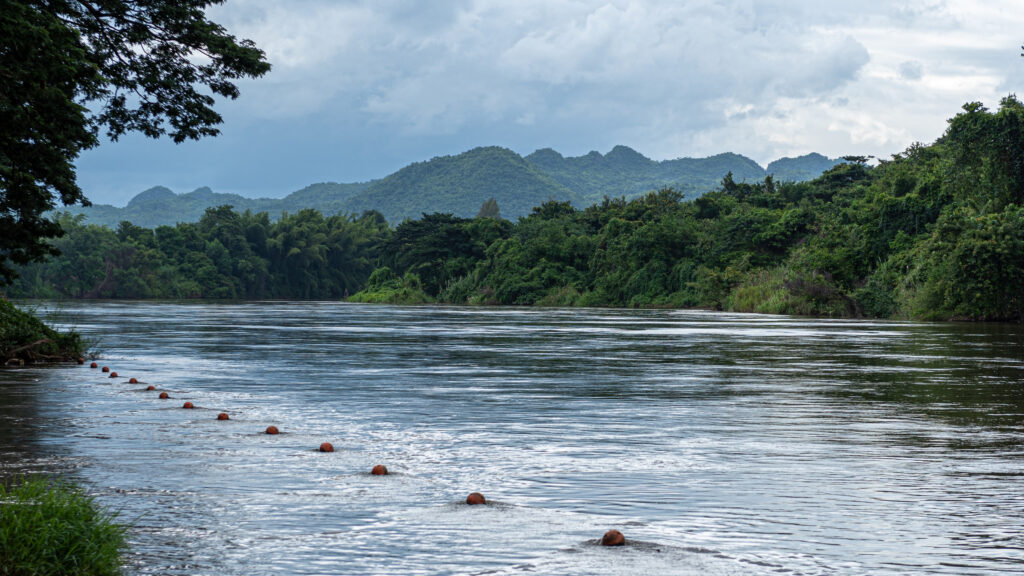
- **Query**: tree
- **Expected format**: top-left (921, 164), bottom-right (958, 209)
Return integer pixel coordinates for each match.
top-left (476, 197), bottom-right (501, 219)
top-left (945, 97), bottom-right (1024, 208)
top-left (0, 0), bottom-right (270, 284)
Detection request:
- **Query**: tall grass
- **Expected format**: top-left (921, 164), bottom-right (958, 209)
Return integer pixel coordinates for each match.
top-left (0, 477), bottom-right (126, 576)
top-left (724, 267), bottom-right (853, 317)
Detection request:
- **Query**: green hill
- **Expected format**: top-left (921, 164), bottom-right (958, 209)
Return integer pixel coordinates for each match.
top-left (525, 146), bottom-right (769, 203)
top-left (767, 153), bottom-right (842, 182)
top-left (284, 182), bottom-right (372, 214)
top-left (339, 146), bottom-right (578, 221)
top-left (62, 146), bottom-right (839, 227)
top-left (64, 182), bottom-right (370, 228)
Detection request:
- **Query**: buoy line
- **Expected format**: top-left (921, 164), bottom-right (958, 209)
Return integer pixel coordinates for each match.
top-left (80, 360), bottom-right (630, 552)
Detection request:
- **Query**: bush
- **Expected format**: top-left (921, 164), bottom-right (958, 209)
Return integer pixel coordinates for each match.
top-left (0, 300), bottom-right (84, 364)
top-left (724, 267), bottom-right (855, 317)
top-left (0, 477), bottom-right (127, 576)
top-left (535, 285), bottom-right (584, 307)
top-left (348, 270), bottom-right (432, 304)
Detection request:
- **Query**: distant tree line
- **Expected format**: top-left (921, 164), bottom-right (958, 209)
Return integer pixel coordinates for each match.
top-left (10, 97), bottom-right (1024, 322)
top-left (12, 208), bottom-right (388, 300)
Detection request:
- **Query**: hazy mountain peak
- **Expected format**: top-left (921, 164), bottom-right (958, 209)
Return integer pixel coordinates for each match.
top-left (126, 186), bottom-right (175, 207)
top-left (766, 153), bottom-right (842, 181)
top-left (605, 145), bottom-right (651, 167)
top-left (466, 145), bottom-right (515, 155)
top-left (186, 186), bottom-right (216, 198)
top-left (526, 147), bottom-right (564, 159)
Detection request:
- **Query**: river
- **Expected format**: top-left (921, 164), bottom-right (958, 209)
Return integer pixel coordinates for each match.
top-left (1, 302), bottom-right (1023, 574)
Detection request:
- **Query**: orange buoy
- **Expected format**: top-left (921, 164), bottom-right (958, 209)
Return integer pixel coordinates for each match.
top-left (159, 392), bottom-right (169, 399)
top-left (265, 425), bottom-right (279, 435)
top-left (77, 357), bottom-right (85, 365)
top-left (466, 492), bottom-right (486, 505)
top-left (129, 377), bottom-right (138, 384)
top-left (217, 412), bottom-right (229, 421)
top-left (146, 385), bottom-right (156, 391)
top-left (601, 530), bottom-right (625, 547)
top-left (371, 465), bottom-right (388, 476)
top-left (90, 362), bottom-right (98, 368)
top-left (319, 442), bottom-right (334, 453)
top-left (109, 372), bottom-right (118, 378)
top-left (182, 402), bottom-right (194, 409)
top-left (101, 366), bottom-right (109, 373)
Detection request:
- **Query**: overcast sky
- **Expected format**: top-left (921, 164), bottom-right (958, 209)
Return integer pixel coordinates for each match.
top-left (75, 0), bottom-right (1024, 206)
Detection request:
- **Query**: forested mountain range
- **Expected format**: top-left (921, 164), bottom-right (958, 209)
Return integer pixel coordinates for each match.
top-left (341, 147), bottom-right (580, 221)
top-left (65, 147), bottom-right (839, 226)
top-left (66, 182), bottom-right (372, 229)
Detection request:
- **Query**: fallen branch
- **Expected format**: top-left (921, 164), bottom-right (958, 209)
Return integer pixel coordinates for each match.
top-left (5, 339), bottom-right (52, 357)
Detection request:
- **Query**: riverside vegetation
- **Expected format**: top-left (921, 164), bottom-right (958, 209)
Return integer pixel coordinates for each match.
top-left (0, 477), bottom-right (127, 576)
top-left (9, 97), bottom-right (1024, 322)
top-left (0, 300), bottom-right (83, 364)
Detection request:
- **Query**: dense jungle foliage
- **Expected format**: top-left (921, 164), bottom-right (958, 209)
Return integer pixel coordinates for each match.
top-left (11, 208), bottom-right (390, 300)
top-left (9, 98), bottom-right (1024, 322)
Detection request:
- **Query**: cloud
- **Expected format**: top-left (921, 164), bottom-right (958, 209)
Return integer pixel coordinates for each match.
top-left (217, 1), bottom-right (879, 153)
top-left (76, 1), bottom-right (1024, 205)
top-left (899, 61), bottom-right (924, 81)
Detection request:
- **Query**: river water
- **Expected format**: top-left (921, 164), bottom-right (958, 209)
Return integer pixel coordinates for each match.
top-left (1, 302), bottom-right (1023, 575)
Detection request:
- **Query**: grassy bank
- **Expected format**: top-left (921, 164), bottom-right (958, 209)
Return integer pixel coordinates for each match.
top-left (0, 300), bottom-right (83, 365)
top-left (0, 477), bottom-right (126, 575)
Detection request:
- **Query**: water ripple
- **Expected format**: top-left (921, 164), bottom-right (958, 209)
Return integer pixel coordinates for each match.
top-left (2, 301), bottom-right (1023, 574)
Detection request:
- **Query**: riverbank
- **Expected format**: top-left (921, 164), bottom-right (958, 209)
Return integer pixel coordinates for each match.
top-left (0, 477), bottom-right (126, 575)
top-left (0, 299), bottom-right (84, 365)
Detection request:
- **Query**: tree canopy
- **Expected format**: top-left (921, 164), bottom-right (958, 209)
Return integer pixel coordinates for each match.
top-left (0, 0), bottom-right (270, 284)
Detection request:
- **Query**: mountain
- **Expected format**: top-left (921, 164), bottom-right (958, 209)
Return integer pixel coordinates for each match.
top-left (766, 153), bottom-right (843, 182)
top-left (62, 147), bottom-right (840, 227)
top-left (343, 146), bottom-right (578, 221)
top-left (116, 186), bottom-right (278, 227)
top-left (64, 182), bottom-right (370, 228)
top-left (526, 146), bottom-right (768, 204)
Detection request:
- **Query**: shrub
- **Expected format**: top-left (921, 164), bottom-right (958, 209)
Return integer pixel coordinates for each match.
top-left (348, 270), bottom-right (432, 304)
top-left (0, 300), bottom-right (84, 364)
top-left (0, 477), bottom-right (127, 576)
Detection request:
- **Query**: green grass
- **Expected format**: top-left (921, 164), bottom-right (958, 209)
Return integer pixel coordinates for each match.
top-left (0, 477), bottom-right (126, 576)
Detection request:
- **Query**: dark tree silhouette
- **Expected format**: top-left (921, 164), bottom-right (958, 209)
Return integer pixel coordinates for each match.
top-left (0, 0), bottom-right (271, 283)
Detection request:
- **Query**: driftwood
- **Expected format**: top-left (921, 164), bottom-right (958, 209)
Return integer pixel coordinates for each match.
top-left (6, 338), bottom-right (52, 357)
top-left (3, 339), bottom-right (68, 365)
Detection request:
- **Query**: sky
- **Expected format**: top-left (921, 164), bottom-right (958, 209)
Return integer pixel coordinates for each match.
top-left (75, 0), bottom-right (1024, 206)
